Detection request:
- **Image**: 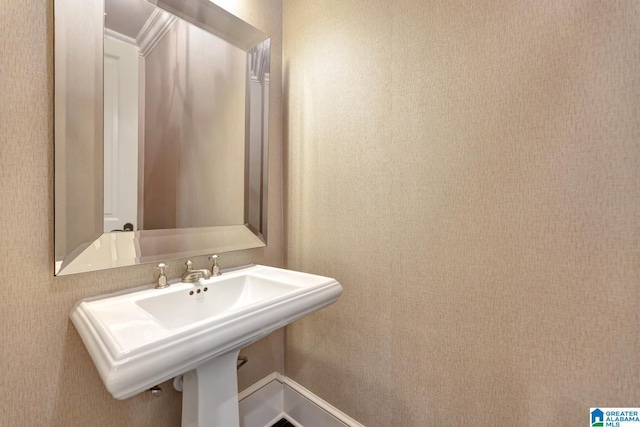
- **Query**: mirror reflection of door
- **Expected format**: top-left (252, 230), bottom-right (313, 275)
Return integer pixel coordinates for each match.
top-left (103, 36), bottom-right (139, 232)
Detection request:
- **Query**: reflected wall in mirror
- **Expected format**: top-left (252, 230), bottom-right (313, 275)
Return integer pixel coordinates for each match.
top-left (54, 0), bottom-right (270, 275)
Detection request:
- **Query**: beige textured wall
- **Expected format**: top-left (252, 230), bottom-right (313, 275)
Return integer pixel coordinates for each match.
top-left (283, 1), bottom-right (640, 425)
top-left (0, 0), bottom-right (282, 425)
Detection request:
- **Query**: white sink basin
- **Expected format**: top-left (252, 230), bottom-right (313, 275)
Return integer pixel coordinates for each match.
top-left (70, 264), bottom-right (343, 409)
top-left (134, 275), bottom-right (301, 330)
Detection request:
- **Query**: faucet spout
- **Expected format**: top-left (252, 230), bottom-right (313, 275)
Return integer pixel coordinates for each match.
top-left (181, 260), bottom-right (212, 283)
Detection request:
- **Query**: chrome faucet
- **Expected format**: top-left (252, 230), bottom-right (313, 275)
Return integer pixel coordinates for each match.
top-left (181, 260), bottom-right (212, 283)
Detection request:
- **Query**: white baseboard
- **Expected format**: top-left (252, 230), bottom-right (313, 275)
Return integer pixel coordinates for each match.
top-left (238, 373), bottom-right (364, 427)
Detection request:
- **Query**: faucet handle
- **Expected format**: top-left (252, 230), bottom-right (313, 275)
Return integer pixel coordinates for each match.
top-left (209, 255), bottom-right (221, 276)
top-left (185, 260), bottom-right (193, 271)
top-left (155, 263), bottom-right (169, 289)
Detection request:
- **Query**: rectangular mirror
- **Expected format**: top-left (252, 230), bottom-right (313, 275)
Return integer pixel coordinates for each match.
top-left (54, 0), bottom-right (270, 275)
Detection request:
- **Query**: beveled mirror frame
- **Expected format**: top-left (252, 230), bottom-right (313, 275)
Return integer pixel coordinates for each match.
top-left (54, 0), bottom-right (270, 275)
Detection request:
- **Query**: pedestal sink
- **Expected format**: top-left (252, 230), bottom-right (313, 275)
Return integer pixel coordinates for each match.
top-left (70, 264), bottom-right (343, 426)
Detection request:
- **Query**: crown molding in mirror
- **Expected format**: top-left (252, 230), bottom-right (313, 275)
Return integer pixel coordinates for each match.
top-left (136, 8), bottom-right (178, 57)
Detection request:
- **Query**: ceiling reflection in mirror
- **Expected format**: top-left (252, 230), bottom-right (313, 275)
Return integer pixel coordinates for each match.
top-left (54, 0), bottom-right (270, 275)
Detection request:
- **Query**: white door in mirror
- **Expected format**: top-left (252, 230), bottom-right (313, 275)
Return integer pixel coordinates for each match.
top-left (103, 36), bottom-right (139, 232)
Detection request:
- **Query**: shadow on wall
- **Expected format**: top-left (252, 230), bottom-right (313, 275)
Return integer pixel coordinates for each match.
top-left (281, 62), bottom-right (291, 266)
top-left (287, 312), bottom-right (591, 426)
top-left (51, 324), bottom-right (182, 426)
top-left (285, 332), bottom-right (417, 426)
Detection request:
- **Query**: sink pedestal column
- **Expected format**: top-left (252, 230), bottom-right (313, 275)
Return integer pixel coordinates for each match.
top-left (181, 350), bottom-right (241, 427)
